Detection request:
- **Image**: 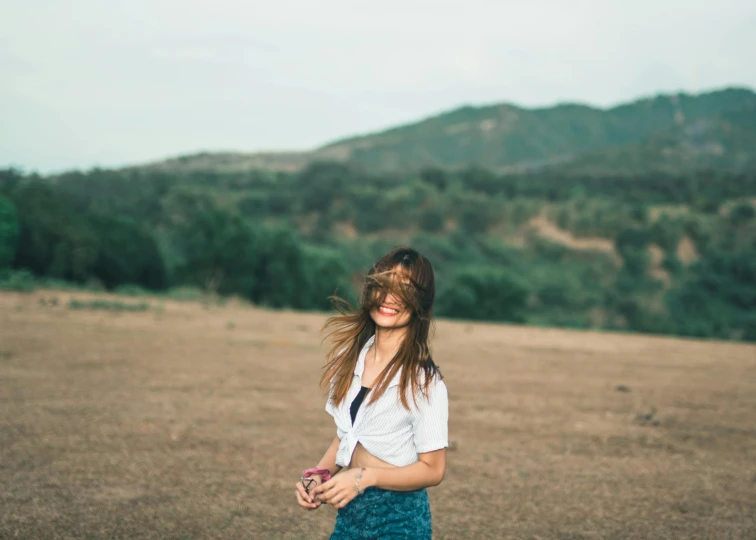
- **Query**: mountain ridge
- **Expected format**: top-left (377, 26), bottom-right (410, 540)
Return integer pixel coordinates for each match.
top-left (133, 86), bottom-right (756, 175)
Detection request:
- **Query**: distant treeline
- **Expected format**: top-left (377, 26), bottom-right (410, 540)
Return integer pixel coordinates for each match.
top-left (1, 164), bottom-right (754, 341)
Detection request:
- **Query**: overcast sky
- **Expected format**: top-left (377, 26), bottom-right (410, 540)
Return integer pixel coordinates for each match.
top-left (2, 0), bottom-right (755, 173)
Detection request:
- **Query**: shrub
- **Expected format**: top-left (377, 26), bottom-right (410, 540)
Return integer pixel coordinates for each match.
top-left (662, 253), bottom-right (683, 275)
top-left (238, 192), bottom-right (269, 218)
top-left (113, 284), bottom-right (150, 297)
top-left (455, 194), bottom-right (499, 235)
top-left (729, 203), bottom-right (755, 226)
top-left (650, 215), bottom-right (685, 253)
top-left (616, 228), bottom-right (651, 274)
top-left (297, 245), bottom-right (352, 310)
top-left (166, 286), bottom-right (206, 302)
top-left (436, 266), bottom-right (528, 323)
top-left (419, 167), bottom-right (449, 191)
top-left (0, 269), bottom-right (35, 292)
top-left (419, 206), bottom-right (446, 233)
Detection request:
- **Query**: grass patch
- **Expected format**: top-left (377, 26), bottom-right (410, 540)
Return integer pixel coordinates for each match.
top-left (0, 270), bottom-right (36, 292)
top-left (165, 286), bottom-right (206, 302)
top-left (0, 273), bottom-right (231, 308)
top-left (113, 284), bottom-right (150, 297)
top-left (67, 299), bottom-right (150, 312)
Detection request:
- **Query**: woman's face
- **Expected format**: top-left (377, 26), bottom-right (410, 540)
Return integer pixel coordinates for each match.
top-left (369, 267), bottom-right (413, 329)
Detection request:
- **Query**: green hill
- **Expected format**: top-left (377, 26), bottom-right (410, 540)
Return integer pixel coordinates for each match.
top-left (135, 87), bottom-right (756, 174)
top-left (322, 87), bottom-right (756, 172)
top-left (549, 114), bottom-right (756, 176)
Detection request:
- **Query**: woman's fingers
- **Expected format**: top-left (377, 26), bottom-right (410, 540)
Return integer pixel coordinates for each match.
top-left (295, 481), bottom-right (312, 503)
top-left (314, 476), bottom-right (357, 508)
top-left (310, 484), bottom-right (352, 508)
top-left (299, 494), bottom-right (320, 509)
top-left (294, 485), bottom-right (310, 507)
top-left (326, 489), bottom-right (349, 507)
top-left (312, 480), bottom-right (334, 499)
top-left (342, 492), bottom-right (354, 507)
top-left (294, 482), bottom-right (320, 509)
top-left (314, 485), bottom-right (336, 503)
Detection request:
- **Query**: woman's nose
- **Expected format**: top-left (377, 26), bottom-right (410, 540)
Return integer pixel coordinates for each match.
top-left (384, 293), bottom-right (400, 306)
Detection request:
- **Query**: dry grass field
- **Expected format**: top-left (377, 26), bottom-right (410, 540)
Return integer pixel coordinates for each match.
top-left (1, 290), bottom-right (755, 539)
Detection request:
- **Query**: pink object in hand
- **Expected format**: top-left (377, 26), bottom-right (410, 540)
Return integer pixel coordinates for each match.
top-left (302, 467), bottom-right (332, 482)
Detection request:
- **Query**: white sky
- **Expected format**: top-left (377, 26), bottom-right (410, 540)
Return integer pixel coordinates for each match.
top-left (2, 0), bottom-right (755, 173)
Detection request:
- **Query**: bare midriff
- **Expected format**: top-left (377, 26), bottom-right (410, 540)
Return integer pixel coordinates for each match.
top-left (344, 442), bottom-right (400, 470)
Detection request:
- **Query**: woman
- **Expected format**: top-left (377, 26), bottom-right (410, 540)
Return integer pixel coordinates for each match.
top-left (294, 247), bottom-right (449, 539)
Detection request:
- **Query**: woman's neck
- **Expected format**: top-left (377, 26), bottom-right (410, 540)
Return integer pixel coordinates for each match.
top-left (371, 326), bottom-right (407, 365)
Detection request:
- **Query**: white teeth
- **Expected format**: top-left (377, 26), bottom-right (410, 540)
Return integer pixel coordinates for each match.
top-left (379, 306), bottom-right (399, 315)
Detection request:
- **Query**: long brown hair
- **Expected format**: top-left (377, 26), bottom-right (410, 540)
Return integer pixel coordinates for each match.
top-left (321, 247), bottom-right (440, 410)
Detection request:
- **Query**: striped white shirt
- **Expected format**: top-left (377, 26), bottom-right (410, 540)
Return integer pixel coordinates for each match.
top-left (325, 335), bottom-right (449, 468)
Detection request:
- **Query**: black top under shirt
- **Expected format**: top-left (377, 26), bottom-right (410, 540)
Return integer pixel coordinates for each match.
top-left (350, 386), bottom-right (370, 425)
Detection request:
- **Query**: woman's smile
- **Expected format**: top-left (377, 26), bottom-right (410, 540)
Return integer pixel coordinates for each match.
top-left (378, 305), bottom-right (400, 316)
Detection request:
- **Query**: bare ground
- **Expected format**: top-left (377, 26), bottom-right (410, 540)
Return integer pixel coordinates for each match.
top-left (1, 290), bottom-right (755, 539)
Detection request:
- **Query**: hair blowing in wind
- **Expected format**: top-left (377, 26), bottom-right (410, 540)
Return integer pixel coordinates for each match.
top-left (320, 247), bottom-right (441, 410)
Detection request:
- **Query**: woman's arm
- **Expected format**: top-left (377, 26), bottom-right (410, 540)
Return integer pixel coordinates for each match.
top-left (313, 449), bottom-right (446, 508)
top-left (314, 376), bottom-right (449, 508)
top-left (364, 448), bottom-right (446, 491)
top-left (315, 436), bottom-right (342, 477)
top-left (294, 436), bottom-right (342, 510)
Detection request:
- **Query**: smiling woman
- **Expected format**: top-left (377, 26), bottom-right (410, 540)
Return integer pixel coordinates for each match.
top-left (294, 247), bottom-right (449, 539)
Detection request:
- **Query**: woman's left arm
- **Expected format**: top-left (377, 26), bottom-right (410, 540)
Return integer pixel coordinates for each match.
top-left (365, 448), bottom-right (446, 490)
top-left (371, 378), bottom-right (448, 490)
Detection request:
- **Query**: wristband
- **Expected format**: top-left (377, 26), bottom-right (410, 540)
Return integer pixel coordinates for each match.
top-left (302, 467), bottom-right (332, 483)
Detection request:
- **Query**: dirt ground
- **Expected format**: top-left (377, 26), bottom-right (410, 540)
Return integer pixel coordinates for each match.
top-left (1, 290), bottom-right (755, 539)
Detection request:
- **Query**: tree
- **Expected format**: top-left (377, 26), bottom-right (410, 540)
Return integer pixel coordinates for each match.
top-left (89, 215), bottom-right (167, 290)
top-left (295, 161), bottom-right (351, 213)
top-left (11, 184), bottom-right (98, 281)
top-left (666, 248), bottom-right (756, 340)
top-left (650, 215), bottom-right (684, 253)
top-left (248, 225), bottom-right (304, 307)
top-left (419, 167), bottom-right (449, 191)
top-left (298, 245), bottom-right (351, 310)
top-left (162, 188), bottom-right (257, 295)
top-left (0, 168), bottom-right (23, 194)
top-left (455, 194), bottom-right (499, 235)
top-left (460, 166), bottom-right (500, 196)
top-left (615, 228), bottom-right (651, 275)
top-left (419, 206), bottom-right (446, 233)
top-left (0, 196), bottom-right (19, 270)
top-left (436, 266), bottom-right (528, 323)
top-left (729, 203), bottom-right (755, 226)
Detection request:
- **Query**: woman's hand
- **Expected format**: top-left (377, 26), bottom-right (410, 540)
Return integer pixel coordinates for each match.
top-left (294, 475), bottom-right (322, 510)
top-left (311, 468), bottom-right (367, 509)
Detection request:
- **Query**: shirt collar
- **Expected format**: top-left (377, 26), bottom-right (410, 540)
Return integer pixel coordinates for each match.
top-left (354, 335), bottom-right (403, 388)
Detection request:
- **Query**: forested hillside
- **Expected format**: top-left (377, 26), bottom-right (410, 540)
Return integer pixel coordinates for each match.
top-left (2, 163), bottom-right (755, 341)
top-left (139, 87), bottom-right (756, 175)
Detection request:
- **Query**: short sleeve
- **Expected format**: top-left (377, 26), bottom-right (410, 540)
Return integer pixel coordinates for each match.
top-left (411, 377), bottom-right (449, 453)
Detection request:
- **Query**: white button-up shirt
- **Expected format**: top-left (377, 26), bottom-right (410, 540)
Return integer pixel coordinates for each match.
top-left (325, 335), bottom-right (449, 468)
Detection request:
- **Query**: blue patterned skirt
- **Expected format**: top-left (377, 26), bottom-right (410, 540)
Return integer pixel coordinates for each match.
top-left (330, 487), bottom-right (432, 540)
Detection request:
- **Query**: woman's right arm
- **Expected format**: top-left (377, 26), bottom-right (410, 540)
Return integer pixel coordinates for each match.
top-left (315, 436), bottom-right (342, 477)
top-left (294, 436), bottom-right (341, 510)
